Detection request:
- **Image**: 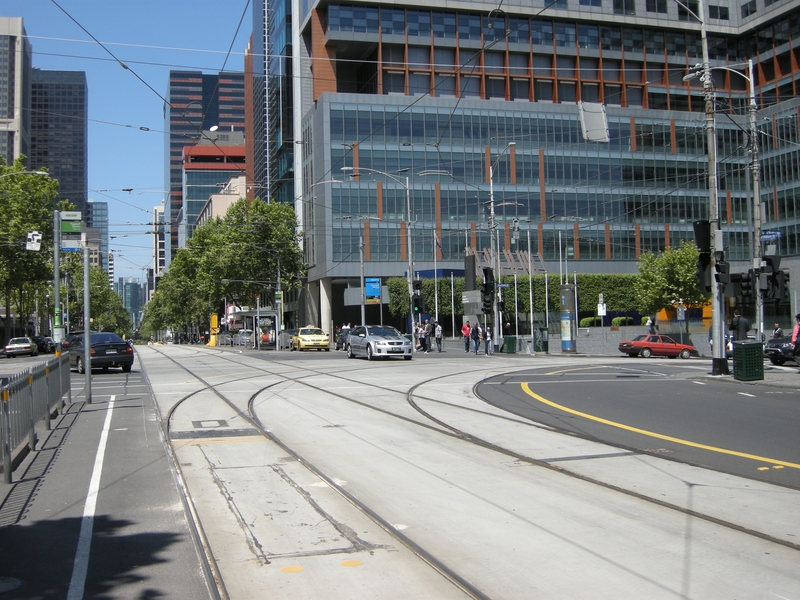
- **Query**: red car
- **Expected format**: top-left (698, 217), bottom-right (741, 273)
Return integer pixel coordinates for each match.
top-left (618, 334), bottom-right (696, 359)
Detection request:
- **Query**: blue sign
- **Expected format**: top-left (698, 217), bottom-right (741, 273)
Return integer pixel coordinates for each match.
top-left (761, 229), bottom-right (782, 241)
top-left (365, 277), bottom-right (381, 304)
top-left (497, 283), bottom-right (510, 289)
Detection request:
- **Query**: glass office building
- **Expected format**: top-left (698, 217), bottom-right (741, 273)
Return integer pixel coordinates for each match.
top-left (284, 0), bottom-right (800, 328)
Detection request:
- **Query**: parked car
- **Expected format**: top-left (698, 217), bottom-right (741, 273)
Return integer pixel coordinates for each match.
top-left (764, 335), bottom-right (795, 366)
top-left (346, 325), bottom-right (413, 361)
top-left (31, 335), bottom-right (53, 354)
top-left (618, 334), bottom-right (696, 359)
top-left (68, 332), bottom-right (134, 374)
top-left (63, 331), bottom-right (83, 350)
top-left (4, 337), bottom-right (38, 358)
top-left (291, 327), bottom-right (331, 351)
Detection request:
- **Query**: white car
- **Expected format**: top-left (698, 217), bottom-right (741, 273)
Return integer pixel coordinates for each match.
top-left (4, 337), bottom-right (38, 358)
top-left (346, 325), bottom-right (412, 361)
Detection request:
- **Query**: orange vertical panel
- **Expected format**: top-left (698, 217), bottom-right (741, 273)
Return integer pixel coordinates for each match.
top-left (352, 141), bottom-right (359, 172)
top-left (665, 223), bottom-right (670, 248)
top-left (773, 185), bottom-right (779, 221)
top-left (376, 180), bottom-right (383, 220)
top-left (485, 147), bottom-right (491, 184)
top-left (635, 224), bottom-right (641, 259)
top-left (537, 222), bottom-right (544, 257)
top-left (670, 120), bottom-right (676, 154)
top-left (471, 222), bottom-right (477, 250)
top-left (605, 224), bottom-right (611, 259)
top-left (726, 190), bottom-right (733, 225)
top-left (364, 221), bottom-right (370, 261)
top-left (401, 221), bottom-right (407, 262)
top-left (630, 117), bottom-right (637, 153)
top-left (311, 9), bottom-right (337, 101)
top-left (504, 222), bottom-right (511, 252)
top-left (510, 145), bottom-right (517, 185)
top-left (572, 222), bottom-right (579, 260)
top-left (539, 149), bottom-right (546, 220)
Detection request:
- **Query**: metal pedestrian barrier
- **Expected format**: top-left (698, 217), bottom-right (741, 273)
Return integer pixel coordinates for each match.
top-left (1, 353), bottom-right (72, 483)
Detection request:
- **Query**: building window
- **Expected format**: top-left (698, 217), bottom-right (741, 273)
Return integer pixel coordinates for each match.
top-left (383, 72), bottom-right (405, 94)
top-left (741, 0), bottom-right (757, 17)
top-left (434, 74), bottom-right (457, 97)
top-left (613, 0), bottom-right (636, 15)
top-left (580, 0), bottom-right (602, 5)
top-left (678, 0), bottom-right (700, 20)
top-left (646, 0), bottom-right (668, 12)
top-left (709, 5), bottom-right (730, 19)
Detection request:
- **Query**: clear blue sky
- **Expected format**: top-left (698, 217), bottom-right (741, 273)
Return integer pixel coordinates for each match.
top-left (0, 0), bottom-right (251, 280)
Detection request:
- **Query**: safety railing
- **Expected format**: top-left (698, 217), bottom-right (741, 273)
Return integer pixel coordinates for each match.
top-left (1, 353), bottom-right (72, 483)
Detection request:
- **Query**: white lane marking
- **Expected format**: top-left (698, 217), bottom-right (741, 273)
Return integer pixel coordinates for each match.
top-left (692, 381), bottom-right (707, 385)
top-left (738, 392), bottom-right (756, 397)
top-left (67, 396), bottom-right (115, 600)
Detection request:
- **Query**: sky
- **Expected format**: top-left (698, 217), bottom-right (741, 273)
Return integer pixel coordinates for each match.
top-left (0, 0), bottom-right (253, 281)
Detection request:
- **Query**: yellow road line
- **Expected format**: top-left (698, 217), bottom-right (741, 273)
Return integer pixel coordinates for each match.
top-left (520, 382), bottom-right (800, 469)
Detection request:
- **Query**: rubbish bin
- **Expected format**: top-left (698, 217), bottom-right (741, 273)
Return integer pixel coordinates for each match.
top-left (503, 336), bottom-right (517, 354)
top-left (732, 340), bottom-right (764, 381)
top-left (534, 329), bottom-right (549, 353)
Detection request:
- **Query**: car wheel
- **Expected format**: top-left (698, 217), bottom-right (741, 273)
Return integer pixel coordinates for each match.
top-left (679, 348), bottom-right (691, 360)
top-left (769, 357), bottom-right (785, 366)
top-left (122, 364), bottom-right (132, 373)
top-left (641, 348), bottom-right (652, 358)
top-left (404, 355), bottom-right (412, 361)
top-left (366, 345), bottom-right (374, 361)
top-left (6, 355), bottom-right (10, 359)
top-left (346, 344), bottom-right (355, 359)
top-left (77, 357), bottom-right (85, 374)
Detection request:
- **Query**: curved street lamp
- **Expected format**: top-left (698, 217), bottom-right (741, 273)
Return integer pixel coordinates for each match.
top-left (0, 170), bottom-right (50, 180)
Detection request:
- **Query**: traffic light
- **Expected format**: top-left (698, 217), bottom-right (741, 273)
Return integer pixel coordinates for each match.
top-left (696, 252), bottom-right (711, 293)
top-left (412, 294), bottom-right (425, 313)
top-left (481, 282), bottom-right (493, 314)
top-left (714, 261), bottom-right (729, 284)
top-left (413, 279), bottom-right (422, 292)
top-left (740, 269), bottom-right (754, 298)
top-left (771, 270), bottom-right (789, 302)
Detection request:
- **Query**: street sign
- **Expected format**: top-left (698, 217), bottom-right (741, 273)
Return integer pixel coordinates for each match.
top-left (26, 231), bottom-right (41, 251)
top-left (597, 303), bottom-right (607, 316)
top-left (497, 283), bottom-right (510, 289)
top-left (61, 221), bottom-right (82, 233)
top-left (761, 229), bottom-right (782, 241)
top-left (60, 211), bottom-right (82, 221)
top-left (365, 277), bottom-right (381, 304)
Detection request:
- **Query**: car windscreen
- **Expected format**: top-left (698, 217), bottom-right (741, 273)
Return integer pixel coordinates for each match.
top-left (8, 338), bottom-right (28, 344)
top-left (91, 333), bottom-right (123, 345)
top-left (366, 327), bottom-right (400, 337)
top-left (300, 329), bottom-right (324, 335)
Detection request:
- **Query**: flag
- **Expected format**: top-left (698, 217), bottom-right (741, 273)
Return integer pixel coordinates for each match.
top-left (434, 232), bottom-right (442, 249)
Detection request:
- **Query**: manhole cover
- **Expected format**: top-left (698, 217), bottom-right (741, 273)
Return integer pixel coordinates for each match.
top-left (0, 577), bottom-right (22, 592)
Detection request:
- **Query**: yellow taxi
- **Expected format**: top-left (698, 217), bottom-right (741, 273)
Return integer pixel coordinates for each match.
top-left (290, 326), bottom-right (331, 351)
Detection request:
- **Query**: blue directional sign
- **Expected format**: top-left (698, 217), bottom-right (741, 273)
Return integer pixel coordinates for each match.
top-left (761, 229), bottom-right (782, 241)
top-left (497, 283), bottom-right (510, 289)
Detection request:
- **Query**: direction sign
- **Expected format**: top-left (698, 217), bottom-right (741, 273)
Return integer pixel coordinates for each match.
top-left (497, 283), bottom-right (510, 289)
top-left (60, 211), bottom-right (82, 221)
top-left (61, 221), bottom-right (82, 233)
top-left (761, 229), bottom-right (782, 242)
top-left (26, 231), bottom-right (41, 251)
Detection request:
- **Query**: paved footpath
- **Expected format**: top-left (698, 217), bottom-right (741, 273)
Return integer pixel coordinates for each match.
top-left (0, 365), bottom-right (212, 599)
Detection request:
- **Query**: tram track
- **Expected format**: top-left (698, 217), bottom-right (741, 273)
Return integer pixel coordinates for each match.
top-left (139, 345), bottom-right (800, 599)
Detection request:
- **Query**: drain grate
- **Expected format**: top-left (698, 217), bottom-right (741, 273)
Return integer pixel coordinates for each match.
top-left (170, 428), bottom-right (260, 440)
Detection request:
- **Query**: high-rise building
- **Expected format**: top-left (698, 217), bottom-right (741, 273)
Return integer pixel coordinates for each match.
top-left (30, 70), bottom-right (88, 213)
top-left (85, 200), bottom-right (108, 272)
top-left (0, 17), bottom-right (31, 165)
top-left (263, 0), bottom-right (800, 330)
top-left (164, 70), bottom-right (245, 261)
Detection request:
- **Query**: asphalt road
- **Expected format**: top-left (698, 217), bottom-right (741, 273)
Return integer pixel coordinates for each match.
top-left (476, 361), bottom-right (800, 489)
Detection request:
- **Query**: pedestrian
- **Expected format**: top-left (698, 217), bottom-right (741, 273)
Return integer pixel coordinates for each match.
top-left (461, 320), bottom-right (472, 352)
top-left (729, 309), bottom-right (750, 342)
top-left (773, 322), bottom-right (784, 338)
top-left (424, 319), bottom-right (434, 354)
top-left (792, 314), bottom-right (800, 366)
top-left (435, 321), bottom-right (443, 352)
top-left (470, 322), bottom-right (482, 354)
top-left (484, 327), bottom-right (492, 355)
top-left (646, 316), bottom-right (656, 334)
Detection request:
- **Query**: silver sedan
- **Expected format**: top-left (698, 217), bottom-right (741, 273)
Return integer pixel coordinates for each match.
top-left (346, 325), bottom-right (412, 361)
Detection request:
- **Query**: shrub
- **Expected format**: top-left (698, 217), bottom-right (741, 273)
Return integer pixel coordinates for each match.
top-left (579, 317), bottom-right (603, 327)
top-left (612, 316), bottom-right (635, 326)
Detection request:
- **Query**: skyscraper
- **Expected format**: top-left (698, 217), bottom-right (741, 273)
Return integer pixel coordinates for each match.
top-left (0, 17), bottom-right (31, 165)
top-left (261, 0), bottom-right (800, 329)
top-left (30, 69), bottom-right (88, 213)
top-left (85, 200), bottom-right (108, 272)
top-left (165, 71), bottom-right (245, 260)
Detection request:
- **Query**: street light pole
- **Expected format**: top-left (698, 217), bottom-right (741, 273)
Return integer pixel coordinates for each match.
top-left (747, 58), bottom-right (764, 339)
top-left (488, 142), bottom-right (515, 351)
top-left (359, 235), bottom-right (366, 326)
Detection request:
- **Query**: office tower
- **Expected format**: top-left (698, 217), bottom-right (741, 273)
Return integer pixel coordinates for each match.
top-left (30, 70), bottom-right (88, 213)
top-left (0, 17), bottom-right (31, 165)
top-left (275, 0), bottom-right (800, 328)
top-left (84, 200), bottom-right (108, 272)
top-left (165, 70), bottom-right (245, 260)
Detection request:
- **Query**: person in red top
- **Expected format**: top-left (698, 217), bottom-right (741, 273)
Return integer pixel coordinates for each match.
top-left (461, 321), bottom-right (472, 353)
top-left (792, 314), bottom-right (800, 365)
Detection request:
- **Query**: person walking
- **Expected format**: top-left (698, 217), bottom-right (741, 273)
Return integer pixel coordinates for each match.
top-left (773, 322), bottom-right (784, 338)
top-left (470, 322), bottom-right (482, 354)
top-left (484, 327), bottom-right (493, 355)
top-left (435, 321), bottom-right (443, 352)
top-left (792, 314), bottom-right (800, 366)
top-left (729, 310), bottom-right (750, 342)
top-left (461, 321), bottom-right (472, 352)
top-left (423, 319), bottom-right (433, 353)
